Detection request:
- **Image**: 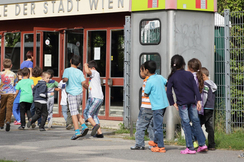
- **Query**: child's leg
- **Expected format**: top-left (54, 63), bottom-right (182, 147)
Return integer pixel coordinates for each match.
top-left (0, 95), bottom-right (7, 127)
top-left (47, 98), bottom-right (54, 127)
top-left (40, 104), bottom-right (48, 129)
top-left (12, 103), bottom-right (21, 122)
top-left (31, 102), bottom-right (42, 123)
top-left (188, 104), bottom-right (206, 147)
top-left (26, 103), bottom-right (32, 120)
top-left (134, 108), bottom-right (153, 147)
top-left (30, 102), bottom-right (36, 116)
top-left (5, 94), bottom-right (14, 124)
top-left (152, 109), bottom-right (166, 148)
top-left (178, 104), bottom-right (194, 150)
top-left (61, 105), bottom-right (68, 121)
top-left (204, 109), bottom-right (215, 149)
top-left (66, 106), bottom-right (73, 126)
top-left (147, 116), bottom-right (154, 141)
top-left (19, 102), bottom-right (26, 127)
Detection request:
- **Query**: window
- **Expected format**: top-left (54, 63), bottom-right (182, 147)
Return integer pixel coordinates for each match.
top-left (0, 35), bottom-right (1, 69)
top-left (139, 53), bottom-right (161, 78)
top-left (140, 19), bottom-right (161, 45)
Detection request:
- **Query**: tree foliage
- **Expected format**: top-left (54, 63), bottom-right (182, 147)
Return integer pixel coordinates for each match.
top-left (218, 0), bottom-right (244, 13)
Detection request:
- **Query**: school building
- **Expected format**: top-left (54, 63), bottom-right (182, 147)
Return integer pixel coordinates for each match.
top-left (0, 0), bottom-right (216, 124)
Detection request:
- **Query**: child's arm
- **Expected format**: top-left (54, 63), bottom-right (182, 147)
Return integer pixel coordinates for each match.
top-left (14, 90), bottom-right (19, 99)
top-left (82, 81), bottom-right (88, 89)
top-left (63, 78), bottom-right (68, 82)
top-left (202, 84), bottom-right (209, 108)
top-left (84, 63), bottom-right (92, 75)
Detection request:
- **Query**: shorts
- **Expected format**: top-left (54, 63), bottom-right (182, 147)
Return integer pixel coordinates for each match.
top-left (67, 93), bottom-right (83, 116)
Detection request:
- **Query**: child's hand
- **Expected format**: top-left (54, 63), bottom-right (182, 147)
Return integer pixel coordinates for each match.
top-left (197, 101), bottom-right (202, 111)
top-left (51, 92), bottom-right (54, 96)
top-left (174, 103), bottom-right (178, 111)
top-left (84, 63), bottom-right (88, 67)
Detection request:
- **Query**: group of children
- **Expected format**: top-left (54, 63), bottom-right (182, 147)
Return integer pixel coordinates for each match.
top-left (0, 55), bottom-right (104, 140)
top-left (131, 54), bottom-right (217, 154)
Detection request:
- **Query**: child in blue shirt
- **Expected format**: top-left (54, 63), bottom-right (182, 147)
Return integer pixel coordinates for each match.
top-left (143, 60), bottom-right (169, 153)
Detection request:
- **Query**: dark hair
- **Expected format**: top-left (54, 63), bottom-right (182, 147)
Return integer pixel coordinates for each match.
top-left (202, 67), bottom-right (209, 77)
top-left (88, 60), bottom-right (98, 70)
top-left (46, 69), bottom-right (54, 78)
top-left (3, 59), bottom-right (12, 68)
top-left (168, 54), bottom-right (186, 79)
top-left (22, 67), bottom-right (30, 77)
top-left (26, 51), bottom-right (33, 59)
top-left (17, 69), bottom-right (23, 76)
top-left (71, 55), bottom-right (81, 66)
top-left (188, 58), bottom-right (204, 93)
top-left (143, 60), bottom-right (156, 74)
top-left (140, 63), bottom-right (145, 70)
top-left (42, 71), bottom-right (51, 77)
top-left (32, 66), bottom-right (43, 77)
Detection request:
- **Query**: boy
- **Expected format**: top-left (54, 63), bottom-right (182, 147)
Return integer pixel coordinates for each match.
top-left (63, 55), bottom-right (92, 140)
top-left (0, 59), bottom-right (18, 131)
top-left (14, 67), bottom-right (34, 130)
top-left (200, 67), bottom-right (217, 151)
top-left (131, 64), bottom-right (154, 150)
top-left (27, 72), bottom-right (51, 131)
top-left (83, 60), bottom-right (103, 137)
top-left (143, 60), bottom-right (169, 153)
top-left (46, 69), bottom-right (59, 128)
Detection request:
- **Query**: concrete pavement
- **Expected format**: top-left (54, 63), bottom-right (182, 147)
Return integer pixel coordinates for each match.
top-left (0, 124), bottom-right (243, 162)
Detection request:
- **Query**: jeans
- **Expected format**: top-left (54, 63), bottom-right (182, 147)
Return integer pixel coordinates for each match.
top-left (12, 103), bottom-right (20, 122)
top-left (199, 109), bottom-right (215, 148)
top-left (153, 108), bottom-right (166, 148)
top-left (84, 98), bottom-right (103, 124)
top-left (178, 104), bottom-right (206, 149)
top-left (30, 102), bottom-right (41, 124)
top-left (0, 94), bottom-right (14, 126)
top-left (31, 102), bottom-right (48, 128)
top-left (20, 102), bottom-right (32, 128)
top-left (47, 97), bottom-right (54, 120)
top-left (135, 108), bottom-right (154, 147)
top-left (62, 105), bottom-right (68, 121)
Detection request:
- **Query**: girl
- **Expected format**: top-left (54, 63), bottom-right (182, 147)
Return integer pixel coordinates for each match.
top-left (166, 54), bottom-right (208, 154)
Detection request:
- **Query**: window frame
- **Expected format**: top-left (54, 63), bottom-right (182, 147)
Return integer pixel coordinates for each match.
top-left (139, 18), bottom-right (161, 45)
top-left (139, 53), bottom-right (161, 79)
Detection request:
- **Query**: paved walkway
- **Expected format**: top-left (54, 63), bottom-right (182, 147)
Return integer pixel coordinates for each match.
top-left (0, 124), bottom-right (243, 162)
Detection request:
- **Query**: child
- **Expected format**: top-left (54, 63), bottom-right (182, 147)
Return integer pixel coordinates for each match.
top-left (143, 60), bottom-right (169, 153)
top-left (30, 66), bottom-right (43, 126)
top-left (12, 69), bottom-right (23, 125)
top-left (63, 55), bottom-right (92, 140)
top-left (27, 72), bottom-right (51, 131)
top-left (58, 80), bottom-right (73, 129)
top-left (46, 69), bottom-right (59, 128)
top-left (131, 64), bottom-right (154, 150)
top-left (167, 54), bottom-right (207, 154)
top-left (0, 59), bottom-right (18, 131)
top-left (200, 67), bottom-right (217, 150)
top-left (83, 60), bottom-right (104, 137)
top-left (14, 67), bottom-right (34, 130)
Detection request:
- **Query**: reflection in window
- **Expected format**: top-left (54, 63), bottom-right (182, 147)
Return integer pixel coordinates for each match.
top-left (24, 34), bottom-right (34, 61)
top-left (140, 20), bottom-right (161, 44)
top-left (5, 33), bottom-right (21, 72)
top-left (140, 53), bottom-right (161, 77)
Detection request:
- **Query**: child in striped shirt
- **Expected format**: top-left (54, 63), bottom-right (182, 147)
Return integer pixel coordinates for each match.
top-left (131, 63), bottom-right (154, 150)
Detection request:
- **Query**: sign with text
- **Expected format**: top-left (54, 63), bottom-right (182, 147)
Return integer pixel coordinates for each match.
top-left (0, 0), bottom-right (129, 21)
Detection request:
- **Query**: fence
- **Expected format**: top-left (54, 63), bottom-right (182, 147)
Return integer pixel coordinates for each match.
top-left (215, 9), bottom-right (244, 133)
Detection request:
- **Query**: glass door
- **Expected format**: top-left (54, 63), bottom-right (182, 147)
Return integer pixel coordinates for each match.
top-left (34, 27), bottom-right (64, 117)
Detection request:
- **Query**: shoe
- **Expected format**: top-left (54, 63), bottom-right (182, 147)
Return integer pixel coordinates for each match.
top-left (14, 121), bottom-right (21, 125)
top-left (80, 128), bottom-right (89, 137)
top-left (193, 141), bottom-right (199, 149)
top-left (130, 146), bottom-right (145, 150)
top-left (151, 146), bottom-right (166, 153)
top-left (71, 133), bottom-right (83, 140)
top-left (5, 122), bottom-right (10, 132)
top-left (48, 118), bottom-right (53, 128)
top-left (66, 124), bottom-right (72, 130)
top-left (0, 126), bottom-right (4, 129)
top-left (18, 126), bottom-right (24, 130)
top-left (148, 146), bottom-right (153, 150)
top-left (91, 124), bottom-right (100, 136)
top-left (93, 133), bottom-right (104, 138)
top-left (148, 141), bottom-right (158, 147)
top-left (27, 118), bottom-right (32, 128)
top-left (32, 123), bottom-right (36, 129)
top-left (39, 128), bottom-right (46, 131)
top-left (197, 145), bottom-right (208, 153)
top-left (180, 148), bottom-right (196, 154)
top-left (208, 147), bottom-right (216, 151)
top-left (14, 120), bottom-right (17, 124)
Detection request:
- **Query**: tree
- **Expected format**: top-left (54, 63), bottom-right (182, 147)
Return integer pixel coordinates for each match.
top-left (218, 0), bottom-right (244, 13)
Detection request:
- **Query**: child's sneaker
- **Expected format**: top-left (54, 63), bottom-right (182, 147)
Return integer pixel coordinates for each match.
top-left (66, 124), bottom-right (72, 130)
top-left (39, 127), bottom-right (46, 131)
top-left (151, 147), bottom-right (166, 153)
top-left (5, 122), bottom-right (10, 132)
top-left (48, 118), bottom-right (53, 128)
top-left (81, 128), bottom-right (89, 137)
top-left (18, 126), bottom-right (24, 130)
top-left (32, 123), bottom-right (36, 129)
top-left (197, 145), bottom-right (208, 153)
top-left (93, 133), bottom-right (104, 138)
top-left (91, 124), bottom-right (100, 136)
top-left (27, 118), bottom-right (32, 128)
top-left (180, 148), bottom-right (196, 154)
top-left (14, 121), bottom-right (21, 125)
top-left (148, 141), bottom-right (158, 147)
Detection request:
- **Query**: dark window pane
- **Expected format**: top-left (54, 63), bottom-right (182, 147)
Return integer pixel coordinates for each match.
top-left (0, 35), bottom-right (1, 69)
top-left (111, 30), bottom-right (124, 77)
top-left (23, 34), bottom-right (34, 61)
top-left (36, 34), bottom-right (40, 67)
top-left (88, 31), bottom-right (106, 77)
top-left (140, 53), bottom-right (161, 78)
top-left (140, 20), bottom-right (161, 45)
top-left (5, 33), bottom-right (21, 72)
top-left (110, 87), bottom-right (123, 117)
top-left (98, 86), bottom-right (105, 116)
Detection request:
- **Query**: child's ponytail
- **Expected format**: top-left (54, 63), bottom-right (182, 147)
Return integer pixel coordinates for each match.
top-left (168, 54), bottom-right (186, 80)
top-left (196, 69), bottom-right (204, 93)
